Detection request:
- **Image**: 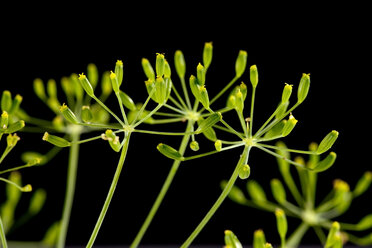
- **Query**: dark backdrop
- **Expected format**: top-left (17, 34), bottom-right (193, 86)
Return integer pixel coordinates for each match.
top-left (1, 4), bottom-right (371, 247)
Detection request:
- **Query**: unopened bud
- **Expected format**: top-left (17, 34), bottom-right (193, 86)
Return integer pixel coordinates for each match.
top-left (174, 50), bottom-right (186, 79)
top-left (119, 91), bottom-right (137, 111)
top-left (253, 229), bottom-right (266, 248)
top-left (238, 164), bottom-right (251, 179)
top-left (1, 90), bottom-right (12, 112)
top-left (224, 230), bottom-right (242, 248)
top-left (282, 114), bottom-right (298, 137)
top-left (197, 63), bottom-right (206, 86)
top-left (325, 221), bottom-right (340, 248)
top-left (5, 120), bottom-right (25, 133)
top-left (142, 58), bottom-right (155, 81)
top-left (115, 60), bottom-right (124, 86)
top-left (203, 42), bottom-right (213, 70)
top-left (198, 85), bottom-right (210, 109)
top-left (78, 73), bottom-right (95, 97)
top-left (1, 111), bottom-right (8, 129)
top-left (353, 171), bottom-right (372, 197)
top-left (81, 105), bottom-right (93, 123)
top-left (271, 179), bottom-right (286, 203)
top-left (297, 73), bottom-right (310, 103)
top-left (33, 78), bottom-right (46, 100)
top-left (7, 133), bottom-right (20, 147)
top-left (110, 71), bottom-right (120, 93)
top-left (235, 50), bottom-right (248, 78)
top-left (9, 94), bottom-right (23, 114)
top-left (250, 65), bottom-right (258, 88)
top-left (190, 140), bottom-right (199, 151)
top-left (312, 152), bottom-right (337, 172)
top-left (42, 132), bottom-right (71, 147)
top-left (215, 140), bottom-right (222, 151)
top-left (22, 184), bottom-right (33, 192)
top-left (275, 209), bottom-right (288, 241)
top-left (281, 83), bottom-right (293, 103)
top-left (104, 130), bottom-right (121, 152)
top-left (247, 180), bottom-right (267, 203)
top-left (60, 104), bottom-right (79, 124)
top-left (156, 53), bottom-right (165, 77)
top-left (316, 130), bottom-right (339, 154)
top-left (47, 79), bottom-right (57, 99)
top-left (195, 112), bottom-right (222, 133)
top-left (157, 143), bottom-right (182, 160)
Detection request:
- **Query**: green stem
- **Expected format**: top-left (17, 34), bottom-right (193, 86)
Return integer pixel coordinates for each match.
top-left (57, 131), bottom-right (81, 248)
top-left (179, 77), bottom-right (192, 109)
top-left (286, 222), bottom-right (309, 248)
top-left (171, 83), bottom-right (188, 110)
top-left (133, 104), bottom-right (163, 128)
top-left (209, 76), bottom-right (238, 107)
top-left (130, 122), bottom-right (193, 248)
top-left (86, 133), bottom-right (131, 248)
top-left (249, 87), bottom-right (256, 138)
top-left (0, 216), bottom-right (8, 248)
top-left (115, 92), bottom-right (129, 125)
top-left (180, 146), bottom-right (251, 248)
top-left (92, 96), bottom-right (125, 127)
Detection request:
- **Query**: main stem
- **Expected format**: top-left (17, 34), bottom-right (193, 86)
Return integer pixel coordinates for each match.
top-left (0, 216), bottom-right (8, 248)
top-left (181, 145), bottom-right (251, 248)
top-left (57, 131), bottom-right (80, 248)
top-left (130, 121), bottom-right (193, 248)
top-left (86, 133), bottom-right (131, 248)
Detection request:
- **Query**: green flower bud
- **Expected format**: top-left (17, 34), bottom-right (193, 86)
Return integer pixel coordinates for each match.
top-left (21, 152), bottom-right (46, 165)
top-left (61, 77), bottom-right (74, 99)
top-left (87, 63), bottom-right (99, 88)
top-left (281, 83), bottom-right (293, 103)
top-left (110, 71), bottom-right (120, 93)
top-left (197, 116), bottom-right (217, 141)
top-left (235, 50), bottom-right (248, 78)
top-left (198, 85), bottom-right (210, 109)
top-left (226, 95), bottom-right (236, 109)
top-left (81, 105), bottom-right (93, 123)
top-left (271, 179), bottom-right (286, 204)
top-left (114, 60), bottom-right (124, 86)
top-left (263, 120), bottom-right (286, 140)
top-left (33, 78), bottom-right (47, 101)
top-left (221, 180), bottom-right (247, 205)
top-left (250, 65), bottom-right (258, 88)
top-left (174, 50), bottom-right (186, 79)
top-left (353, 171), bottom-right (372, 197)
top-left (52, 116), bottom-right (64, 132)
top-left (316, 130), bottom-right (339, 154)
top-left (47, 79), bottom-right (57, 99)
top-left (325, 221), bottom-right (340, 248)
top-left (197, 63), bottom-right (206, 86)
top-left (142, 58), bottom-right (155, 81)
top-left (78, 73), bottom-right (95, 97)
top-left (275, 101), bottom-right (289, 119)
top-left (203, 42), bottom-right (213, 70)
top-left (238, 164), bottom-right (251, 179)
top-left (156, 53), bottom-right (165, 77)
top-left (239, 82), bottom-right (248, 100)
top-left (235, 89), bottom-right (244, 113)
top-left (189, 75), bottom-right (199, 100)
top-left (297, 73), bottom-right (310, 103)
top-left (195, 112), bottom-right (222, 134)
top-left (157, 143), bottom-right (182, 160)
top-left (214, 140), bottom-right (222, 151)
top-left (154, 76), bottom-right (167, 104)
top-left (1, 111), bottom-right (9, 130)
top-left (70, 73), bottom-right (84, 101)
top-left (247, 180), bottom-right (267, 203)
top-left (1, 90), bottom-right (12, 112)
top-left (42, 132), bottom-right (71, 147)
top-left (60, 103), bottom-right (79, 124)
top-left (9, 94), bottom-right (23, 114)
top-left (21, 184), bottom-right (33, 192)
top-left (264, 243), bottom-right (273, 248)
top-left (29, 189), bottom-right (47, 215)
top-left (104, 129), bottom-right (121, 152)
top-left (119, 91), bottom-right (137, 111)
top-left (355, 214), bottom-right (372, 230)
top-left (224, 230), bottom-right (242, 248)
top-left (7, 133), bottom-right (20, 147)
top-left (190, 140), bottom-right (199, 151)
top-left (282, 114), bottom-right (298, 137)
top-left (275, 209), bottom-right (288, 242)
top-left (164, 60), bottom-right (171, 78)
top-left (101, 71), bottom-right (112, 97)
top-left (312, 152), bottom-right (337, 172)
top-left (5, 120), bottom-right (25, 134)
top-left (253, 229), bottom-right (266, 248)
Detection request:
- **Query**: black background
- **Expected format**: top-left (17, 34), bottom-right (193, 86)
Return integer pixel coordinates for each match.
top-left (1, 4), bottom-right (371, 247)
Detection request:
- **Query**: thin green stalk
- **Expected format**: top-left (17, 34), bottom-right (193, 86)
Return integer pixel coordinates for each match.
top-left (179, 77), bottom-right (192, 109)
top-left (209, 76), bottom-right (238, 107)
top-left (132, 129), bottom-right (193, 136)
top-left (132, 104), bottom-right (163, 128)
top-left (0, 162), bottom-right (35, 175)
top-left (149, 117), bottom-right (184, 125)
top-left (182, 143), bottom-right (245, 161)
top-left (0, 216), bottom-right (8, 248)
top-left (181, 146), bottom-right (251, 248)
top-left (130, 122), bottom-right (193, 248)
top-left (0, 177), bottom-right (25, 191)
top-left (171, 84), bottom-right (188, 110)
top-left (255, 145), bottom-right (306, 169)
top-left (286, 222), bottom-right (309, 248)
top-left (163, 104), bottom-right (186, 115)
top-left (57, 131), bottom-right (81, 248)
top-left (92, 96), bottom-right (125, 127)
top-left (86, 133), bottom-right (131, 248)
top-left (256, 143), bottom-right (317, 155)
top-left (249, 87), bottom-right (256, 138)
top-left (237, 111), bottom-right (248, 137)
top-left (115, 92), bottom-right (129, 125)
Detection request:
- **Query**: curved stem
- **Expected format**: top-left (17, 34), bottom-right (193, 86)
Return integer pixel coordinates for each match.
top-left (0, 216), bottom-right (8, 248)
top-left (57, 131), bottom-right (80, 248)
top-left (181, 145), bottom-right (251, 248)
top-left (86, 133), bottom-right (131, 248)
top-left (130, 122), bottom-right (193, 248)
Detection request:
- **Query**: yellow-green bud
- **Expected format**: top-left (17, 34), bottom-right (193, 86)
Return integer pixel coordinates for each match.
top-left (119, 91), bottom-right (137, 111)
top-left (235, 50), bottom-right (248, 78)
top-left (198, 85), bottom-right (210, 109)
top-left (275, 101), bottom-right (289, 119)
top-left (253, 229), bottom-right (266, 248)
top-left (104, 129), bottom-right (121, 152)
top-left (81, 105), bottom-right (93, 123)
top-left (174, 50), bottom-right (186, 79)
top-left (1, 90), bottom-right (12, 112)
top-left (203, 42), bottom-right (213, 70)
top-left (22, 184), bottom-right (33, 192)
top-left (197, 117), bottom-right (217, 141)
top-left (247, 180), bottom-right (267, 203)
top-left (227, 95), bottom-right (236, 109)
top-left (142, 58), bottom-right (155, 81)
top-left (353, 171), bottom-right (372, 197)
top-left (101, 71), bottom-right (112, 97)
top-left (190, 140), bottom-right (199, 151)
top-left (312, 152), bottom-right (337, 172)
top-left (5, 120), bottom-right (25, 134)
top-left (52, 116), bottom-right (64, 132)
top-left (356, 214), bottom-right (372, 230)
top-left (316, 130), bottom-right (339, 154)
top-left (33, 78), bottom-right (46, 101)
top-left (238, 164), bottom-right (251, 179)
top-left (78, 73), bottom-right (95, 97)
top-left (47, 79), bottom-right (57, 99)
top-left (271, 179), bottom-right (286, 204)
top-left (215, 140), bottom-right (222, 151)
top-left (7, 133), bottom-right (20, 147)
top-left (87, 63), bottom-right (99, 88)
top-left (1, 111), bottom-right (8, 129)
top-left (264, 243), bottom-right (273, 248)
top-left (195, 112), bottom-right (222, 134)
top-left (42, 132), bottom-right (71, 147)
top-left (325, 221), bottom-right (340, 248)
top-left (60, 103), bottom-right (79, 124)
top-left (9, 94), bottom-right (23, 114)
top-left (189, 75), bottom-right (199, 100)
top-left (239, 82), bottom-right (247, 100)
top-left (197, 63), bottom-right (206, 86)
top-left (282, 114), bottom-right (298, 137)
top-left (29, 189), bottom-right (47, 215)
top-left (282, 83), bottom-right (293, 103)
top-left (157, 143), bottom-right (182, 160)
top-left (250, 65), bottom-right (258, 88)
top-left (221, 180), bottom-right (247, 205)
top-left (156, 53), bottom-right (165, 77)
top-left (224, 230), bottom-right (242, 248)
top-left (114, 60), bottom-right (124, 86)
top-left (164, 60), bottom-right (171, 78)
top-left (297, 73), bottom-right (310, 103)
top-left (275, 209), bottom-right (288, 242)
top-left (110, 71), bottom-right (120, 93)
top-left (235, 89), bottom-right (244, 113)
